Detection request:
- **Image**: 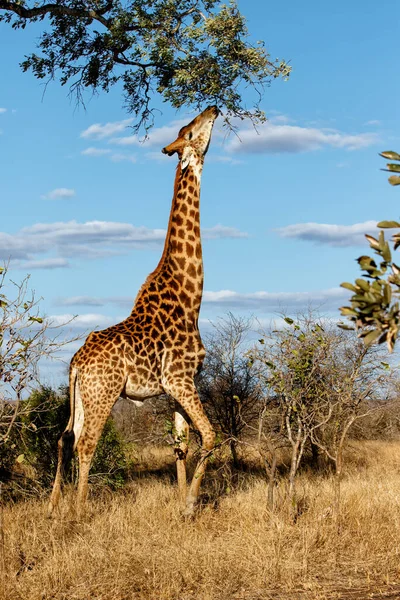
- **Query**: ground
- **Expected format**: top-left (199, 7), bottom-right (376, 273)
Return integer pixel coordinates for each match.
top-left (1, 441), bottom-right (400, 600)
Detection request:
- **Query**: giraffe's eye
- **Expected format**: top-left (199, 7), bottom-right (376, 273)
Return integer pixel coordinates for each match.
top-left (188, 132), bottom-right (193, 141)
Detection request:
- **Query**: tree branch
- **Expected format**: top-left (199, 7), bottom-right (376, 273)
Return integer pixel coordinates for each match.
top-left (0, 1), bottom-right (110, 28)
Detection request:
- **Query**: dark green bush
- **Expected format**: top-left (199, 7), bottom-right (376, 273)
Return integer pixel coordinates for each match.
top-left (20, 386), bottom-right (69, 486)
top-left (4, 385), bottom-right (130, 495)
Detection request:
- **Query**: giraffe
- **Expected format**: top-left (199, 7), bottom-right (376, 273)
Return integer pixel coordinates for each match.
top-left (48, 105), bottom-right (219, 518)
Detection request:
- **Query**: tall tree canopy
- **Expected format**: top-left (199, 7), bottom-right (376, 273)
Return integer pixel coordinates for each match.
top-left (0, 0), bottom-right (290, 132)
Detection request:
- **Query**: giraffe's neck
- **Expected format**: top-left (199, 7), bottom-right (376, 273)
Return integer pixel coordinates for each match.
top-left (151, 160), bottom-right (204, 312)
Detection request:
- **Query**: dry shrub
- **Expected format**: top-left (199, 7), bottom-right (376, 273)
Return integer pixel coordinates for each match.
top-left (2, 441), bottom-right (400, 600)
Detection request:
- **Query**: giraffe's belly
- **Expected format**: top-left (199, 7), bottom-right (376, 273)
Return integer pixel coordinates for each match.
top-left (123, 376), bottom-right (164, 400)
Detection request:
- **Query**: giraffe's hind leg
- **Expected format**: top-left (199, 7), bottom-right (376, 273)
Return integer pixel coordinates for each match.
top-left (74, 378), bottom-right (123, 518)
top-left (47, 435), bottom-right (65, 517)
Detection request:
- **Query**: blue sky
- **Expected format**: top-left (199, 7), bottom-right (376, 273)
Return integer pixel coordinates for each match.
top-left (1, 0), bottom-right (399, 384)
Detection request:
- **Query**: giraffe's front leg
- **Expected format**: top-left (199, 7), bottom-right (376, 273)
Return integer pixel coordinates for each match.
top-left (184, 415), bottom-right (215, 518)
top-left (173, 403), bottom-right (189, 505)
top-left (163, 375), bottom-right (215, 517)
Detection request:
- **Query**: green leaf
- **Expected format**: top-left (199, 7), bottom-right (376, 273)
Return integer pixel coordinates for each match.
top-left (381, 362), bottom-right (390, 370)
top-left (383, 283), bottom-right (392, 305)
top-left (341, 282), bottom-right (357, 292)
top-left (28, 316), bottom-right (43, 324)
top-left (365, 234), bottom-right (381, 250)
top-left (386, 163), bottom-right (400, 173)
top-left (284, 317), bottom-right (294, 325)
top-left (340, 307), bottom-right (358, 317)
top-left (363, 329), bottom-right (382, 346)
top-left (382, 242), bottom-right (392, 263)
top-left (392, 263), bottom-right (400, 276)
top-left (389, 176), bottom-right (400, 186)
top-left (16, 454), bottom-right (25, 464)
top-left (355, 278), bottom-right (370, 292)
top-left (377, 220), bottom-right (400, 228)
top-left (380, 151), bottom-right (400, 161)
top-left (337, 322), bottom-right (354, 331)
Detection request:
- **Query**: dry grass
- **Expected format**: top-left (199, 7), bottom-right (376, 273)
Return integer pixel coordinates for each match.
top-left (2, 441), bottom-right (400, 600)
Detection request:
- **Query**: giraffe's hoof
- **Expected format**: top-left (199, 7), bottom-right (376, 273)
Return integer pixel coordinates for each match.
top-left (182, 500), bottom-right (197, 520)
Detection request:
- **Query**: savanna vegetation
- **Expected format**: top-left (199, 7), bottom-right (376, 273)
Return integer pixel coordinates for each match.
top-left (2, 294), bottom-right (400, 598)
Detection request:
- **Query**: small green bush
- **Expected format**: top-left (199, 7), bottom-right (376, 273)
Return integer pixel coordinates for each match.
top-left (8, 385), bottom-right (130, 493)
top-left (21, 386), bottom-right (69, 486)
top-left (0, 403), bottom-right (21, 478)
top-left (90, 418), bottom-right (130, 490)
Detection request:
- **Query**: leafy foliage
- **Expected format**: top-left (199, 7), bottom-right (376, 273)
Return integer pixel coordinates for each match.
top-left (197, 314), bottom-right (262, 465)
top-left (340, 151), bottom-right (400, 351)
top-left (0, 0), bottom-right (291, 133)
top-left (0, 264), bottom-right (75, 449)
top-left (20, 386), bottom-right (70, 486)
top-left (90, 415), bottom-right (130, 489)
top-left (1, 385), bottom-right (130, 494)
top-left (250, 314), bottom-right (392, 508)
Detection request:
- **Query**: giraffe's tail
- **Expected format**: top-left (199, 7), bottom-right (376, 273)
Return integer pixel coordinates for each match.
top-left (60, 430), bottom-right (75, 478)
top-left (48, 367), bottom-right (82, 516)
top-left (60, 367), bottom-right (77, 477)
top-left (61, 366), bottom-right (85, 476)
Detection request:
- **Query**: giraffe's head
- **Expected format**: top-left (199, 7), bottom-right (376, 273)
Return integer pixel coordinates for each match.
top-left (162, 105), bottom-right (219, 170)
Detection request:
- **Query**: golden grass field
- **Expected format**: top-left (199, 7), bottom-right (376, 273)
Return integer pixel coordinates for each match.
top-left (2, 441), bottom-right (400, 600)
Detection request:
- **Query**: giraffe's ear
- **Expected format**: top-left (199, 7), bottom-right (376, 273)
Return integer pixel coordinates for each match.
top-left (181, 146), bottom-right (192, 170)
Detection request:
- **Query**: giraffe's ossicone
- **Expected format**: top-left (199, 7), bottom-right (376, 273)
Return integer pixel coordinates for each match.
top-left (48, 105), bottom-right (219, 518)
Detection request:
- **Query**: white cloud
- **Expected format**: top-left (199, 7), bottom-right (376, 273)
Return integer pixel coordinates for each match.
top-left (49, 313), bottom-right (116, 330)
top-left (0, 108), bottom-right (6, 114)
top-left (80, 118), bottom-right (134, 140)
top-left (85, 112), bottom-right (378, 159)
top-left (276, 220), bottom-right (379, 247)
top-left (208, 155), bottom-right (243, 165)
top-left (55, 296), bottom-right (106, 307)
top-left (145, 151), bottom-right (170, 162)
top-left (81, 146), bottom-right (137, 164)
top-left (110, 153), bottom-right (137, 164)
top-left (202, 225), bottom-right (248, 240)
top-left (202, 287), bottom-right (348, 310)
top-left (19, 258), bottom-right (69, 270)
top-left (0, 221), bottom-right (164, 263)
top-left (81, 147), bottom-right (111, 156)
top-left (110, 118), bottom-right (189, 148)
top-left (110, 135), bottom-right (140, 147)
top-left (56, 286), bottom-right (349, 314)
top-left (1, 220), bottom-right (247, 265)
top-left (269, 114), bottom-right (293, 124)
top-left (227, 123), bottom-right (378, 154)
top-left (41, 188), bottom-right (76, 200)
top-left (364, 120), bottom-right (381, 127)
